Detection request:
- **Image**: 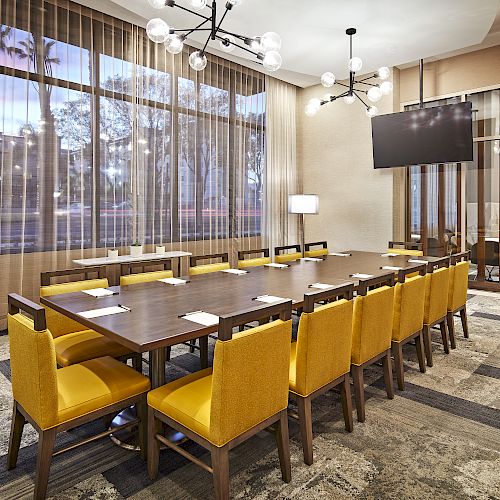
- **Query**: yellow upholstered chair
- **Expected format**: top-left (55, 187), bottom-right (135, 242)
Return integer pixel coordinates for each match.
top-left (120, 258), bottom-right (174, 286)
top-left (237, 248), bottom-right (271, 269)
top-left (39, 268), bottom-right (138, 369)
top-left (274, 244), bottom-right (302, 264)
top-left (447, 252), bottom-right (470, 349)
top-left (188, 252), bottom-right (230, 275)
top-left (304, 241), bottom-right (328, 258)
top-left (388, 241), bottom-right (424, 257)
top-left (6, 294), bottom-right (150, 500)
top-left (148, 301), bottom-right (293, 500)
top-left (392, 266), bottom-right (427, 390)
top-left (423, 257), bottom-right (451, 367)
top-left (351, 274), bottom-right (395, 422)
top-left (290, 283), bottom-right (354, 465)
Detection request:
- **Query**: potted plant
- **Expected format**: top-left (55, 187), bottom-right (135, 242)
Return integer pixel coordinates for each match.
top-left (107, 248), bottom-right (119, 259)
top-left (155, 244), bottom-right (166, 254)
top-left (130, 241), bottom-right (143, 257)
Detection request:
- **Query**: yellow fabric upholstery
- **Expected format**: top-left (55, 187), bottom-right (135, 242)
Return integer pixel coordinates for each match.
top-left (290, 299), bottom-right (353, 397)
top-left (423, 267), bottom-right (450, 325)
top-left (351, 286), bottom-right (395, 366)
top-left (275, 252), bottom-right (302, 264)
top-left (40, 278), bottom-right (109, 338)
top-left (188, 262), bottom-right (230, 275)
top-left (448, 261), bottom-right (469, 312)
top-left (237, 257), bottom-right (272, 269)
top-left (304, 248), bottom-right (328, 258)
top-left (148, 319), bottom-right (292, 447)
top-left (120, 269), bottom-right (173, 286)
top-left (392, 276), bottom-right (426, 342)
top-left (387, 248), bottom-right (424, 257)
top-left (53, 330), bottom-right (131, 367)
top-left (57, 356), bottom-right (150, 426)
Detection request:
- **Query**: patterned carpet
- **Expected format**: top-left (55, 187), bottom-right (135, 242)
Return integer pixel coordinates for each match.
top-left (0, 291), bottom-right (499, 499)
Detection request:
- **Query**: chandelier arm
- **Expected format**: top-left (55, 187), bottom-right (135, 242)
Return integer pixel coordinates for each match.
top-left (172, 3), bottom-right (212, 21)
top-left (353, 80), bottom-right (377, 87)
top-left (321, 90), bottom-right (349, 105)
top-left (353, 90), bottom-right (369, 109)
top-left (174, 19), bottom-right (211, 36)
top-left (214, 34), bottom-right (259, 57)
top-left (216, 27), bottom-right (248, 41)
top-left (334, 82), bottom-right (351, 89)
top-left (357, 74), bottom-right (379, 83)
top-left (213, 7), bottom-right (230, 39)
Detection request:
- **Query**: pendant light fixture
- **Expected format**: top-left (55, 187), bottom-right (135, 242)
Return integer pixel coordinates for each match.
top-left (146, 0), bottom-right (283, 72)
top-left (305, 28), bottom-right (393, 118)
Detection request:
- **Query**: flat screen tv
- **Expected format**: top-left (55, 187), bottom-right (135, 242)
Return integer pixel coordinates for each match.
top-left (371, 101), bottom-right (473, 169)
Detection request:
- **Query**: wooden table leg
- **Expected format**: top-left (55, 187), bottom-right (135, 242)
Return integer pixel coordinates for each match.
top-left (150, 348), bottom-right (166, 389)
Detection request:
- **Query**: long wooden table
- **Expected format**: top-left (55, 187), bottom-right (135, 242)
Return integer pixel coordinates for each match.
top-left (41, 251), bottom-right (438, 388)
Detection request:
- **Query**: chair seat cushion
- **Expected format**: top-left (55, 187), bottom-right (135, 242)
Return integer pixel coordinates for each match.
top-left (53, 330), bottom-right (132, 367)
top-left (289, 341), bottom-right (298, 393)
top-left (237, 257), bottom-right (272, 269)
top-left (189, 263), bottom-right (230, 275)
top-left (57, 356), bottom-right (150, 425)
top-left (120, 270), bottom-right (173, 286)
top-left (304, 248), bottom-right (328, 258)
top-left (148, 368), bottom-right (213, 441)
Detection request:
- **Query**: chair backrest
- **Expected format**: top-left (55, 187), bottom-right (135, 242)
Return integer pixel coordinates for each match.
top-left (210, 301), bottom-right (292, 447)
top-left (357, 273), bottom-right (395, 296)
top-left (397, 264), bottom-right (427, 282)
top-left (448, 260), bottom-right (469, 312)
top-left (188, 253), bottom-right (230, 275)
top-left (427, 256), bottom-right (449, 272)
top-left (392, 275), bottom-right (426, 342)
top-left (450, 251), bottom-right (470, 265)
top-left (304, 241), bottom-right (328, 258)
top-left (40, 268), bottom-right (109, 338)
top-left (7, 294), bottom-right (58, 429)
top-left (237, 249), bottom-right (271, 269)
top-left (274, 244), bottom-right (302, 264)
top-left (120, 258), bottom-right (174, 286)
top-left (294, 283), bottom-right (354, 396)
top-left (424, 266), bottom-right (450, 325)
top-left (352, 284), bottom-right (395, 365)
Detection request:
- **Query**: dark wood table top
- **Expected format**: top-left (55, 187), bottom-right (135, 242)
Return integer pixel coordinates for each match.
top-left (40, 251), bottom-right (438, 353)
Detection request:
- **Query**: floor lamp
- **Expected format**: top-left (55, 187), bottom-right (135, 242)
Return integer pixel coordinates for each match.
top-left (289, 194), bottom-right (319, 256)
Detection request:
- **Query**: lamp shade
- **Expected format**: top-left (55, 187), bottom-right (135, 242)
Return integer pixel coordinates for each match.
top-left (288, 194), bottom-right (319, 214)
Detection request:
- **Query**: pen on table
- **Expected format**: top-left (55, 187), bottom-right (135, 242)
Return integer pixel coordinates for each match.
top-left (117, 304), bottom-right (131, 312)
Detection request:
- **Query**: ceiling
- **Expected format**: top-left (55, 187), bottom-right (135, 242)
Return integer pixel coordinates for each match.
top-left (82, 0), bottom-right (500, 87)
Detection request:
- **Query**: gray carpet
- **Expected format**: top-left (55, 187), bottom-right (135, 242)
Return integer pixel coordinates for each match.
top-left (0, 292), bottom-right (499, 499)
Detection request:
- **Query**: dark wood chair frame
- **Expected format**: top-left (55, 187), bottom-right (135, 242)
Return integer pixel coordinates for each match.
top-left (388, 241), bottom-right (423, 251)
top-left (120, 258), bottom-right (172, 277)
top-left (351, 274), bottom-right (395, 423)
top-left (148, 301), bottom-right (293, 500)
top-left (274, 244), bottom-right (301, 256)
top-left (237, 248), bottom-right (270, 260)
top-left (288, 283), bottom-right (354, 465)
top-left (304, 241), bottom-right (328, 256)
top-left (189, 252), bottom-right (229, 268)
top-left (7, 294), bottom-right (148, 500)
top-left (392, 265), bottom-right (427, 391)
top-left (447, 251), bottom-right (471, 350)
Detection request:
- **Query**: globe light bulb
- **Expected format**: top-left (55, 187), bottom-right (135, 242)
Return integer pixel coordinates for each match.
top-left (219, 34), bottom-right (235, 53)
top-left (148, 0), bottom-right (165, 8)
top-left (348, 56), bottom-right (363, 73)
top-left (366, 106), bottom-right (378, 118)
top-left (367, 86), bottom-right (382, 103)
top-left (321, 72), bottom-right (335, 88)
top-left (260, 32), bottom-right (281, 53)
top-left (164, 34), bottom-right (184, 54)
top-left (377, 66), bottom-right (390, 80)
top-left (262, 51), bottom-right (282, 71)
top-left (380, 81), bottom-right (393, 95)
top-left (189, 0), bottom-right (207, 8)
top-left (146, 18), bottom-right (169, 43)
top-left (305, 103), bottom-right (318, 117)
top-left (189, 50), bottom-right (207, 71)
top-left (343, 94), bottom-right (355, 104)
top-left (249, 37), bottom-right (261, 51)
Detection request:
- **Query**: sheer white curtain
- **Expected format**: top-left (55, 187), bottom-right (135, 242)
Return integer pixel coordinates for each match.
top-left (263, 75), bottom-right (299, 253)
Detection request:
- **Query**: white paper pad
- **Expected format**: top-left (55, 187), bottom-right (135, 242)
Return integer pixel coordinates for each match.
top-left (265, 263), bottom-right (289, 268)
top-left (82, 288), bottom-right (116, 298)
top-left (408, 259), bottom-right (429, 264)
top-left (78, 306), bottom-right (129, 319)
top-left (350, 273), bottom-right (374, 279)
top-left (329, 252), bottom-right (351, 257)
top-left (301, 257), bottom-right (322, 262)
top-left (381, 266), bottom-right (403, 271)
top-left (221, 269), bottom-right (248, 275)
top-left (309, 283), bottom-right (334, 290)
top-left (182, 311), bottom-right (219, 326)
top-left (254, 295), bottom-right (288, 304)
top-left (381, 253), bottom-right (399, 257)
top-left (158, 277), bottom-right (188, 285)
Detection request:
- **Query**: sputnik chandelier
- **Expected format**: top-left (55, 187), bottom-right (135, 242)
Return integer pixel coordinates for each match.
top-left (146, 0), bottom-right (283, 72)
top-left (305, 28), bottom-right (393, 118)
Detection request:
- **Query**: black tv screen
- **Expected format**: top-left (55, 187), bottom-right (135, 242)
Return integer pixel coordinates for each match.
top-left (371, 102), bottom-right (473, 168)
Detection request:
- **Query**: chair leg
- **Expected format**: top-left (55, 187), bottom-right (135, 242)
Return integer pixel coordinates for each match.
top-left (136, 397), bottom-right (148, 461)
top-left (165, 346), bottom-right (171, 362)
top-left (447, 312), bottom-right (457, 349)
top-left (34, 427), bottom-right (57, 500)
top-left (423, 325), bottom-right (433, 367)
top-left (199, 336), bottom-right (209, 369)
top-left (275, 409), bottom-right (291, 482)
top-left (351, 365), bottom-right (365, 423)
top-left (340, 374), bottom-right (353, 432)
top-left (415, 331), bottom-right (426, 373)
top-left (132, 353), bottom-right (143, 373)
top-left (189, 340), bottom-right (196, 353)
top-left (7, 402), bottom-right (26, 470)
top-left (147, 408), bottom-right (162, 480)
top-left (393, 342), bottom-right (405, 391)
top-left (211, 445), bottom-right (230, 500)
top-left (460, 306), bottom-right (469, 338)
top-left (296, 395), bottom-right (313, 465)
top-left (382, 350), bottom-right (394, 399)
top-left (440, 320), bottom-right (450, 354)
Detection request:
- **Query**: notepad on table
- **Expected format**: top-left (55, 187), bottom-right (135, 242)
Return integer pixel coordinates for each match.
top-left (264, 263), bottom-right (289, 269)
top-left (301, 257), bottom-right (322, 262)
top-left (82, 288), bottom-right (117, 298)
top-left (158, 277), bottom-right (189, 285)
top-left (329, 252), bottom-right (351, 257)
top-left (408, 259), bottom-right (428, 265)
top-left (350, 273), bottom-right (374, 279)
top-left (221, 269), bottom-right (248, 275)
top-left (309, 283), bottom-right (334, 290)
top-left (381, 253), bottom-right (399, 257)
top-left (254, 295), bottom-right (288, 304)
top-left (381, 266), bottom-right (403, 271)
top-left (78, 305), bottom-right (129, 319)
top-left (181, 311), bottom-right (219, 327)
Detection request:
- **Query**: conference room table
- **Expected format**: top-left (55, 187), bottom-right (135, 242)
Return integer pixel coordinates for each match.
top-left (40, 250), bottom-right (439, 389)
